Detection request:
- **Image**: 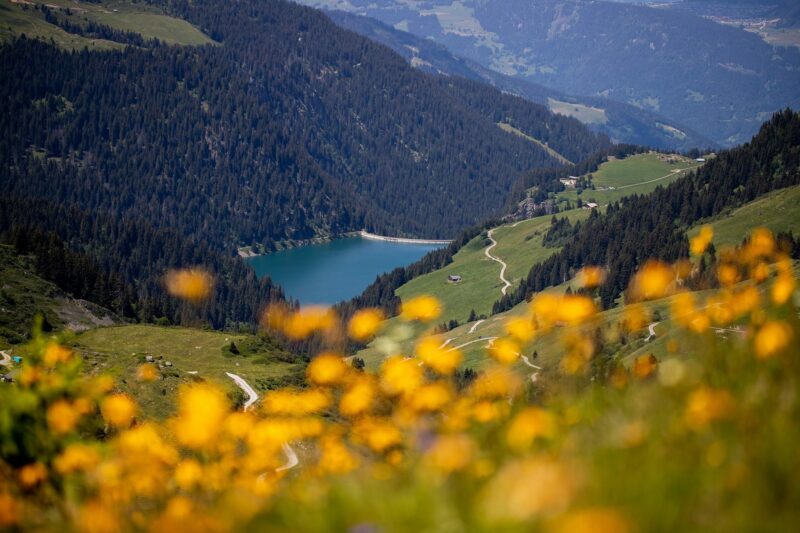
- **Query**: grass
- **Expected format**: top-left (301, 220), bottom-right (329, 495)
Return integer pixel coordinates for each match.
top-left (0, 0), bottom-right (213, 49)
top-left (548, 97), bottom-right (608, 125)
top-left (72, 324), bottom-right (303, 419)
top-left (556, 152), bottom-right (701, 206)
top-left (688, 185), bottom-right (800, 248)
top-left (0, 245), bottom-right (117, 349)
top-left (395, 209), bottom-right (589, 325)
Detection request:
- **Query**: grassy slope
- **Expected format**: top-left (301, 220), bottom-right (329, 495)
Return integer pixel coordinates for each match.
top-left (0, 0), bottom-right (213, 49)
top-left (72, 325), bottom-right (303, 419)
top-left (361, 184), bottom-right (800, 374)
top-left (0, 245), bottom-right (117, 348)
top-left (395, 208), bottom-right (590, 325)
top-left (688, 185), bottom-right (800, 247)
top-left (556, 152), bottom-right (702, 206)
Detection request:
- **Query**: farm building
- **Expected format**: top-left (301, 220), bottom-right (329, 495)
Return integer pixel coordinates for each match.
top-left (584, 202), bottom-right (599, 209)
top-left (559, 176), bottom-right (578, 188)
top-left (448, 275), bottom-right (462, 283)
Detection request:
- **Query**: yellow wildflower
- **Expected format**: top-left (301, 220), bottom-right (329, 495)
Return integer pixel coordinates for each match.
top-left (283, 306), bottom-right (337, 340)
top-left (630, 261), bottom-right (674, 300)
top-left (558, 295), bottom-right (597, 325)
top-left (172, 384), bottom-right (228, 449)
top-left (18, 462), bottom-right (47, 488)
top-left (488, 337), bottom-right (520, 365)
top-left (408, 382), bottom-right (452, 413)
top-left (772, 274), bottom-right (795, 305)
top-left (380, 356), bottom-right (423, 397)
top-left (319, 436), bottom-right (359, 474)
top-left (77, 501), bottom-right (119, 533)
top-left (399, 295), bottom-right (441, 322)
top-left (482, 458), bottom-right (576, 522)
top-left (47, 399), bottom-right (80, 434)
top-left (262, 388), bottom-right (330, 416)
top-left (621, 303), bottom-right (649, 332)
top-left (416, 336), bottom-right (462, 375)
top-left (506, 407), bottom-right (556, 451)
top-left (470, 367), bottom-right (522, 399)
top-left (136, 363), bottom-right (159, 381)
top-left (690, 225), bottom-right (714, 255)
top-left (307, 352), bottom-right (348, 386)
top-left (717, 263), bottom-right (740, 287)
top-left (339, 376), bottom-right (376, 417)
top-left (576, 266), bottom-right (606, 288)
top-left (0, 492), bottom-right (18, 528)
top-left (531, 293), bottom-right (561, 327)
top-left (425, 434), bottom-right (474, 473)
top-left (164, 268), bottom-right (213, 302)
top-left (173, 459), bottom-right (203, 491)
top-left (632, 354), bottom-right (658, 379)
top-left (43, 343), bottom-right (72, 366)
top-left (685, 387), bottom-right (735, 431)
top-left (101, 394), bottom-right (136, 428)
top-left (347, 308), bottom-right (385, 341)
top-left (552, 507), bottom-right (632, 533)
top-left (352, 417), bottom-right (403, 453)
top-left (504, 316), bottom-right (536, 343)
top-left (754, 320), bottom-right (793, 359)
top-left (54, 443), bottom-right (101, 474)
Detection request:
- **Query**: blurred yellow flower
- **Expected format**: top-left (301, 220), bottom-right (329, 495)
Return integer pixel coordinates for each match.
top-left (482, 458), bottom-right (576, 522)
top-left (136, 363), bottom-right (159, 381)
top-left (558, 295), bottom-right (597, 325)
top-left (283, 306), bottom-right (337, 340)
top-left (576, 266), bottom-right (606, 289)
top-left (470, 367), bottom-right (521, 399)
top-left (408, 382), bottom-right (452, 413)
top-left (0, 492), bottom-right (18, 528)
top-left (263, 388), bottom-right (330, 416)
top-left (54, 443), bottom-right (101, 474)
top-left (77, 501), bottom-right (119, 533)
top-left (717, 263), bottom-right (740, 287)
top-left (173, 459), bottom-right (203, 490)
top-left (172, 384), bottom-right (228, 449)
top-left (347, 308), bottom-right (385, 341)
top-left (307, 352), bottom-right (349, 386)
top-left (630, 261), bottom-right (674, 300)
top-left (43, 343), bottom-right (72, 367)
top-left (690, 225), bottom-right (714, 255)
top-left (531, 293), bottom-right (561, 327)
top-left (632, 354), bottom-right (658, 379)
top-left (744, 227), bottom-right (775, 259)
top-left (18, 462), bottom-right (47, 488)
top-left (47, 399), bottom-right (80, 434)
top-left (380, 356), bottom-right (423, 397)
top-left (772, 274), bottom-right (795, 305)
top-left (164, 268), bottom-right (213, 302)
top-left (488, 337), bottom-right (520, 365)
top-left (399, 295), bottom-right (441, 322)
top-left (504, 316), bottom-right (536, 343)
top-left (506, 407), bottom-right (556, 451)
top-left (339, 376), bottom-right (376, 417)
top-left (551, 507), bottom-right (632, 533)
top-left (353, 417), bottom-right (403, 453)
top-left (621, 303), bottom-right (649, 332)
top-left (685, 387), bottom-right (735, 430)
top-left (101, 394), bottom-right (136, 428)
top-left (416, 336), bottom-right (462, 375)
top-left (425, 434), bottom-right (474, 473)
top-left (319, 436), bottom-right (359, 474)
top-left (754, 320), bottom-right (793, 359)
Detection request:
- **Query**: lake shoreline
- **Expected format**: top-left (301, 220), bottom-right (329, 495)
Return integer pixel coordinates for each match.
top-left (239, 230), bottom-right (451, 258)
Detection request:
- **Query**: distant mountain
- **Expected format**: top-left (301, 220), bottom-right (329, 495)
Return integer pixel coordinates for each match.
top-left (327, 9), bottom-right (715, 151)
top-left (298, 0), bottom-right (800, 146)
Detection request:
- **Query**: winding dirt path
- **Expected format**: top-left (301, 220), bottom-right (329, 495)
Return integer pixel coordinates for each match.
top-left (226, 372), bottom-right (298, 472)
top-left (644, 322), bottom-right (660, 342)
top-left (468, 320), bottom-right (485, 334)
top-left (0, 351), bottom-right (11, 367)
top-left (485, 229), bottom-right (512, 295)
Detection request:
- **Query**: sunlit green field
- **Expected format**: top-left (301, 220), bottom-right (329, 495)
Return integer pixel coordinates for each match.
top-left (72, 325), bottom-right (301, 419)
top-left (557, 152), bottom-right (701, 206)
top-left (0, 0), bottom-right (213, 49)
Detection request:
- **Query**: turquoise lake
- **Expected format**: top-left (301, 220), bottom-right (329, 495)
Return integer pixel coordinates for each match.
top-left (246, 237), bottom-right (445, 305)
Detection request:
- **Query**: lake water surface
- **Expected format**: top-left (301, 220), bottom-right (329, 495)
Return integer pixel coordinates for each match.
top-left (246, 237), bottom-right (445, 305)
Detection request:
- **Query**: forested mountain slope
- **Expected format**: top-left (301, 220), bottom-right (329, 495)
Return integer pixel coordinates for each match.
top-left (326, 9), bottom-right (716, 152)
top-left (0, 0), bottom-right (609, 251)
top-left (494, 109), bottom-right (800, 312)
top-left (299, 0), bottom-right (800, 146)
